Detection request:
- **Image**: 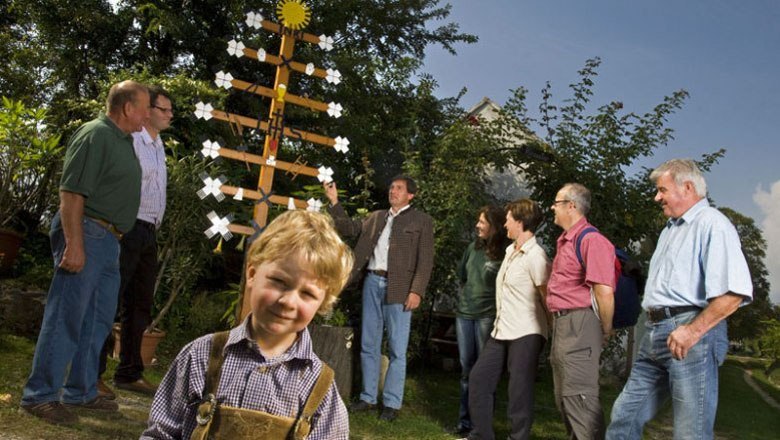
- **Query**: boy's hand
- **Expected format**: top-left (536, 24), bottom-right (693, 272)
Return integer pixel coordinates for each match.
top-left (404, 292), bottom-right (421, 311)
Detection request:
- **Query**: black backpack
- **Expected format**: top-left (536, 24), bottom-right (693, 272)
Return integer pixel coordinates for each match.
top-left (575, 227), bottom-right (643, 329)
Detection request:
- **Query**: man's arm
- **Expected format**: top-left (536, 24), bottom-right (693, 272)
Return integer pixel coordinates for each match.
top-left (667, 292), bottom-right (742, 360)
top-left (538, 284), bottom-right (553, 332)
top-left (59, 190), bottom-right (86, 272)
top-left (406, 214), bottom-right (435, 311)
top-left (592, 283), bottom-right (615, 337)
top-left (322, 182), bottom-right (363, 238)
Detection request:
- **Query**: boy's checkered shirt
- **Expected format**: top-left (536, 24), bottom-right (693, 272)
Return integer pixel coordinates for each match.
top-left (140, 318), bottom-right (348, 439)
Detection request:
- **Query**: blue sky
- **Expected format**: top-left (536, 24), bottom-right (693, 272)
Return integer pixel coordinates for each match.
top-left (423, 0), bottom-right (780, 303)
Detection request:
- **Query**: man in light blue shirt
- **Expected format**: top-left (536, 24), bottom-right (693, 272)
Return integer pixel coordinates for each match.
top-left (607, 159), bottom-right (752, 440)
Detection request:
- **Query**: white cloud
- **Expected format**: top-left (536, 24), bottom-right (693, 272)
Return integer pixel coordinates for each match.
top-left (754, 180), bottom-right (780, 305)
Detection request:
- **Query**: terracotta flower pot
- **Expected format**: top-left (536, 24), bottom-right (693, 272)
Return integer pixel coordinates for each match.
top-left (0, 228), bottom-right (24, 274)
top-left (111, 323), bottom-right (167, 367)
top-left (140, 329), bottom-right (166, 367)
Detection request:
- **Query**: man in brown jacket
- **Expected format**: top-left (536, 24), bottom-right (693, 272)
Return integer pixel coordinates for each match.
top-left (324, 175), bottom-right (434, 422)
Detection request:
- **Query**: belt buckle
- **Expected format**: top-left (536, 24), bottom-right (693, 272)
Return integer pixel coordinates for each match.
top-left (89, 217), bottom-right (123, 240)
top-left (648, 308), bottom-right (668, 322)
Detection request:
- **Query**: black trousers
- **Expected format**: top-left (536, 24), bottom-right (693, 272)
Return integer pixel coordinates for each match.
top-left (99, 219), bottom-right (158, 382)
top-left (468, 334), bottom-right (546, 440)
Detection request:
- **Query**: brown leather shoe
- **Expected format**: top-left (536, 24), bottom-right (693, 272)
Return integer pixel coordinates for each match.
top-left (97, 378), bottom-right (116, 400)
top-left (63, 396), bottom-right (119, 412)
top-left (113, 377), bottom-right (158, 396)
top-left (20, 401), bottom-right (78, 425)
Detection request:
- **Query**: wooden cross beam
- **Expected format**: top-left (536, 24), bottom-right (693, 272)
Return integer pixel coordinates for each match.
top-left (195, 1), bottom-right (345, 250)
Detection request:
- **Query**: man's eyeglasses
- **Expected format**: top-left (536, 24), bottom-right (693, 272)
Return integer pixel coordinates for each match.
top-left (551, 199), bottom-right (571, 206)
top-left (152, 105), bottom-right (173, 114)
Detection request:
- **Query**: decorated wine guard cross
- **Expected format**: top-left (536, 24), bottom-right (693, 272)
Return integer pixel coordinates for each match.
top-left (193, 0), bottom-right (348, 240)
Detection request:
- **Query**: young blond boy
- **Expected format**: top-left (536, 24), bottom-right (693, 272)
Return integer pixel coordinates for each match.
top-left (141, 211), bottom-right (354, 440)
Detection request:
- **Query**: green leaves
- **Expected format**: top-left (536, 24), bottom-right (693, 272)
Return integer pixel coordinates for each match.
top-left (483, 58), bottom-right (702, 250)
top-left (0, 97), bottom-right (62, 232)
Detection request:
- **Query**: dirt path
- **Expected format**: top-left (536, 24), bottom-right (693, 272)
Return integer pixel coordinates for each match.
top-left (742, 370), bottom-right (780, 411)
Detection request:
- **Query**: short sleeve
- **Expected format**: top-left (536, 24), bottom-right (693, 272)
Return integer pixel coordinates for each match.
top-left (702, 218), bottom-right (753, 303)
top-left (582, 234), bottom-right (617, 289)
top-left (60, 131), bottom-right (106, 197)
top-left (529, 248), bottom-right (551, 288)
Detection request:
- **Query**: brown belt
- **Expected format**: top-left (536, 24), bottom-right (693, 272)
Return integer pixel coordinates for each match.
top-left (368, 269), bottom-right (388, 278)
top-left (86, 217), bottom-right (123, 240)
top-left (646, 306), bottom-right (700, 323)
top-left (552, 307), bottom-right (591, 318)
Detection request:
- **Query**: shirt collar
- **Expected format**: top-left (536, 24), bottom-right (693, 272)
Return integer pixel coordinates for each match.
top-left (226, 315), bottom-right (316, 364)
top-left (389, 204), bottom-right (411, 217)
top-left (515, 235), bottom-right (538, 254)
top-left (99, 112), bottom-right (133, 141)
top-left (667, 198), bottom-right (708, 228)
top-left (561, 217), bottom-right (589, 242)
top-left (135, 126), bottom-right (161, 147)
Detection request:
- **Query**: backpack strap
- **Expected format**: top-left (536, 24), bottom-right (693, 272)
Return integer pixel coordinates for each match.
top-left (292, 363), bottom-right (336, 440)
top-left (574, 226), bottom-right (599, 269)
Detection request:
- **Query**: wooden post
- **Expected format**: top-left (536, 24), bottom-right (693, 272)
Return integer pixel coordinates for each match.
top-left (192, 4), bottom-right (346, 320)
top-left (239, 35), bottom-right (295, 321)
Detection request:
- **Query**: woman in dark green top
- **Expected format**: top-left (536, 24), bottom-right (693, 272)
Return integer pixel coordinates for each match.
top-left (454, 205), bottom-right (510, 436)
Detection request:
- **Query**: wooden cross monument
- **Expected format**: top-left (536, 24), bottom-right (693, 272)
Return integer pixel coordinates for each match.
top-left (193, 0), bottom-right (348, 319)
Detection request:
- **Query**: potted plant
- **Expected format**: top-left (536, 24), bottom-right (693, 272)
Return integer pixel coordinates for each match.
top-left (0, 97), bottom-right (62, 273)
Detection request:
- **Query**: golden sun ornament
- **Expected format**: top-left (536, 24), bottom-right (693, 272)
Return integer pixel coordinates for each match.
top-left (276, 0), bottom-right (311, 30)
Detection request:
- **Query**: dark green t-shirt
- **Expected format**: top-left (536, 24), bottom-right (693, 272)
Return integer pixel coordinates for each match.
top-left (456, 241), bottom-right (501, 319)
top-left (60, 113), bottom-right (141, 233)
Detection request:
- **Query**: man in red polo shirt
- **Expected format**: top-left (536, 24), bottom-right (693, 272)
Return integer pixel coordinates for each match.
top-left (547, 183), bottom-right (616, 440)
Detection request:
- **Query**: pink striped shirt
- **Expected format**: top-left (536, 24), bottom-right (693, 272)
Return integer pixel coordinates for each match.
top-left (132, 127), bottom-right (167, 227)
top-left (546, 218), bottom-right (616, 312)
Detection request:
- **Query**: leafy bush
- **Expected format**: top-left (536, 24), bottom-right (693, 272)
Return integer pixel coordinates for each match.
top-left (0, 97), bottom-right (62, 233)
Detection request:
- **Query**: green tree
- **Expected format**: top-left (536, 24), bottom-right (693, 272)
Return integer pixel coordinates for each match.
top-left (719, 207), bottom-right (774, 342)
top-left (484, 58), bottom-right (725, 252)
top-left (758, 319), bottom-right (780, 375)
top-left (9, 0), bottom-right (133, 101)
top-left (404, 89), bottom-right (498, 307)
top-left (0, 97), bottom-right (62, 232)
top-left (0, 0), bottom-right (50, 104)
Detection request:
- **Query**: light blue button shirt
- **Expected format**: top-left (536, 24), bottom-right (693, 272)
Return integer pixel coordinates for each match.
top-left (643, 198), bottom-right (753, 309)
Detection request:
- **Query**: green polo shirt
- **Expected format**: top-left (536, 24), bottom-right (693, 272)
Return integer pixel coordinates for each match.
top-left (60, 113), bottom-right (141, 233)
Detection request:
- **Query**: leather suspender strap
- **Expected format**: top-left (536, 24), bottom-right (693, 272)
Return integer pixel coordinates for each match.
top-left (193, 331), bottom-right (231, 439)
top-left (292, 363), bottom-right (335, 440)
top-left (204, 331), bottom-right (230, 396)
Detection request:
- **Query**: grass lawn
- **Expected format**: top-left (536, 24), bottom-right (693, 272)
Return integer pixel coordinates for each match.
top-left (715, 362), bottom-right (780, 439)
top-left (750, 369), bottom-right (780, 404)
top-left (2, 333), bottom-right (779, 439)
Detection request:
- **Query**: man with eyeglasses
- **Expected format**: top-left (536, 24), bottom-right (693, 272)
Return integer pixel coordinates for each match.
top-left (97, 85), bottom-right (173, 398)
top-left (547, 183), bottom-right (617, 440)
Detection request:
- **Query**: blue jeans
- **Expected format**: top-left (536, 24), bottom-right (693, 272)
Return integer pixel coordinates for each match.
top-left (21, 213), bottom-right (121, 405)
top-left (359, 273), bottom-right (412, 409)
top-left (606, 311), bottom-right (728, 440)
top-left (456, 316), bottom-right (494, 430)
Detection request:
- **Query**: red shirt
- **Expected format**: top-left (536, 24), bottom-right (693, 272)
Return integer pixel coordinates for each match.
top-left (546, 218), bottom-right (616, 312)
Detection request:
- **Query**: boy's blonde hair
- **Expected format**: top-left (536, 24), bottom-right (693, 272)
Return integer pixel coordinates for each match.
top-left (246, 210), bottom-right (353, 314)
